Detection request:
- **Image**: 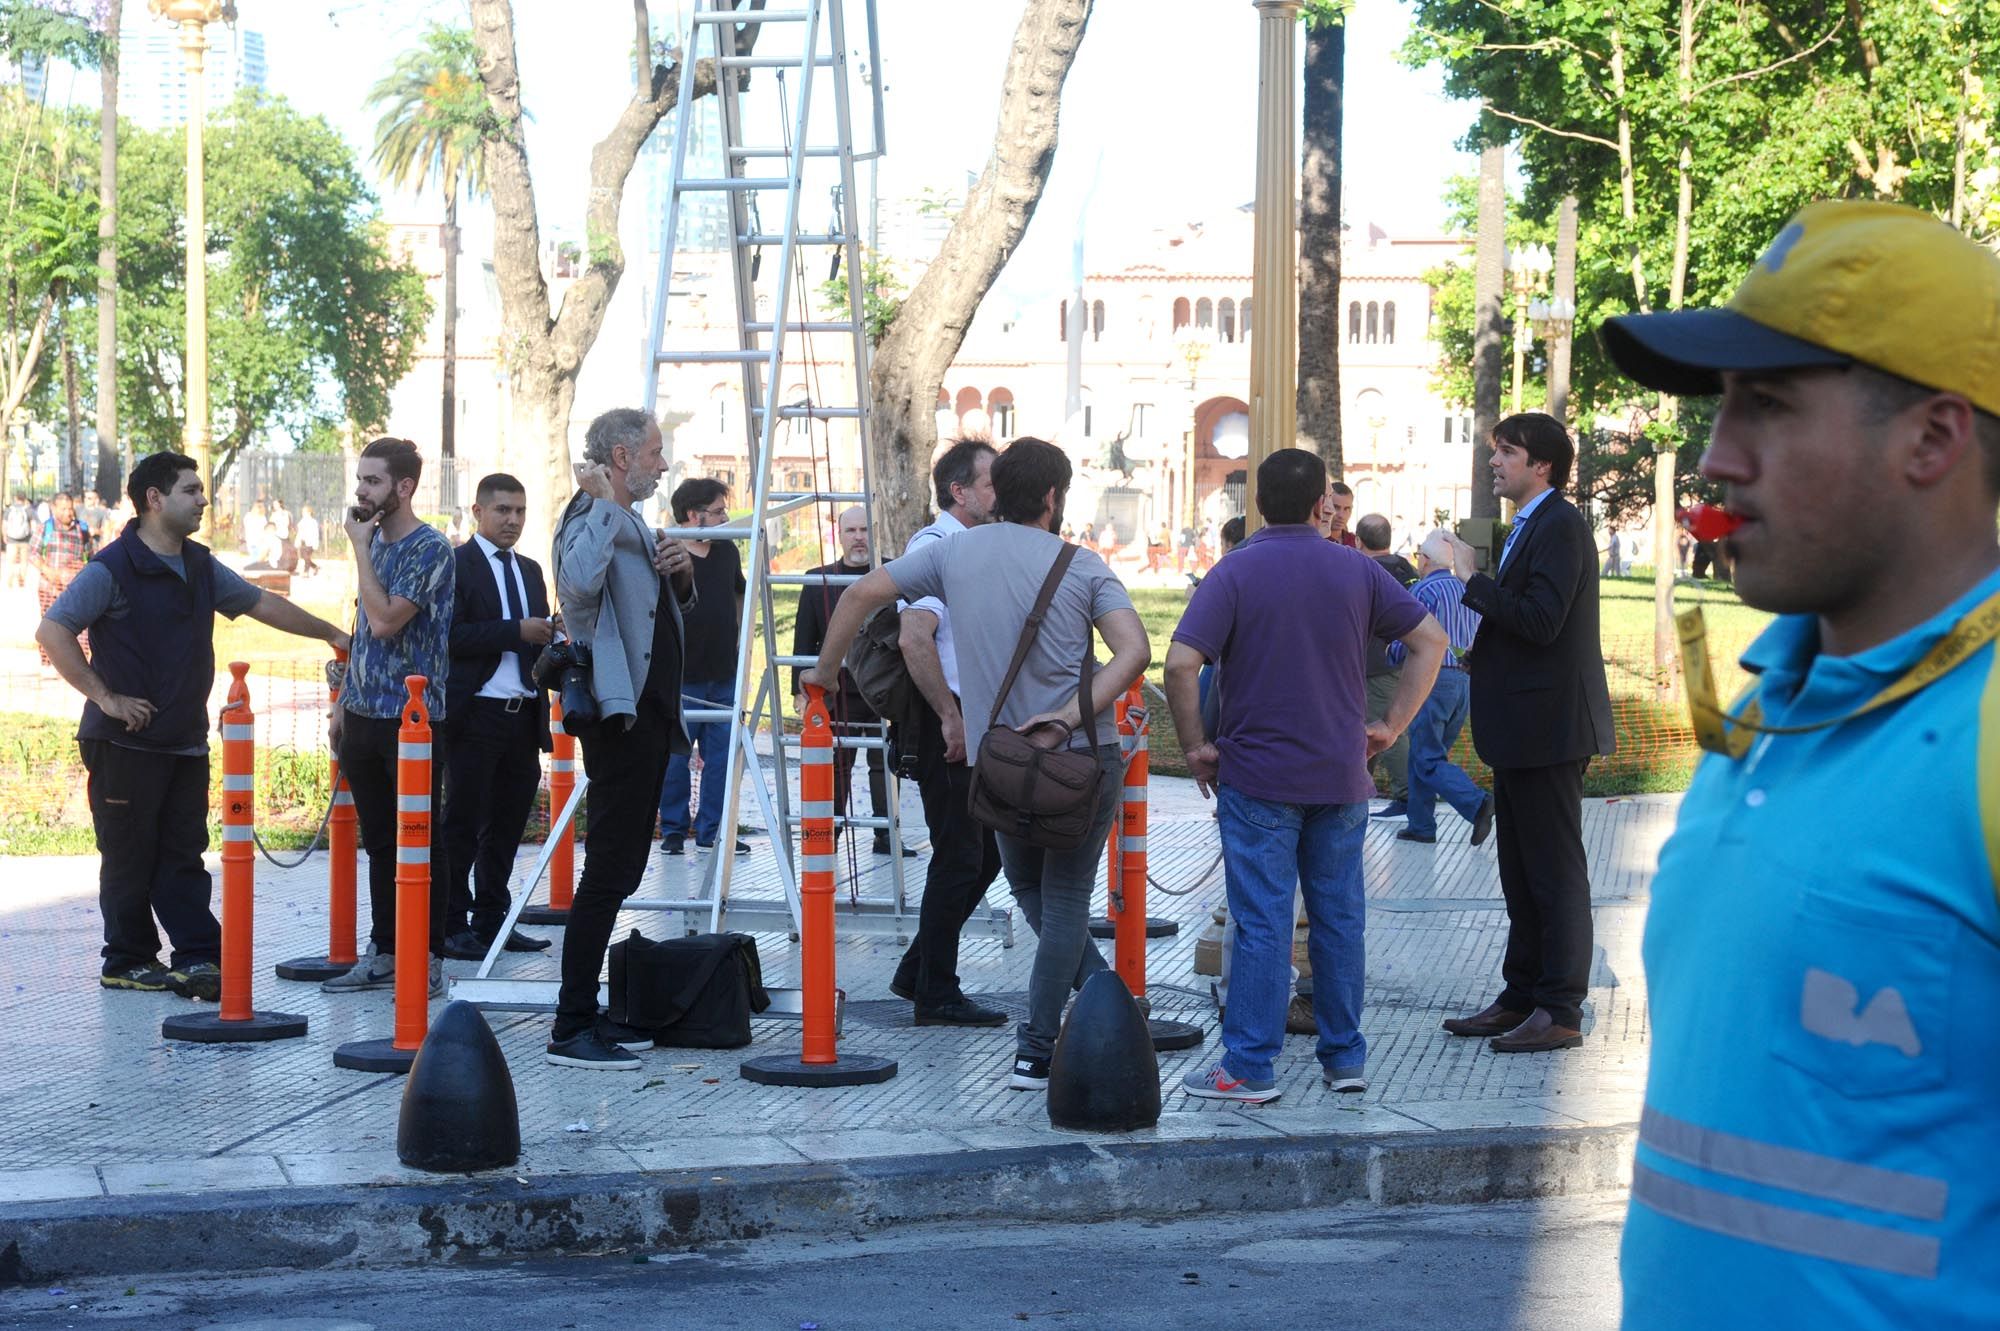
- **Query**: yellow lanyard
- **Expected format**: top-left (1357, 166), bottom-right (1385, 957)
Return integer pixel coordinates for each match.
top-left (1677, 585), bottom-right (2000, 758)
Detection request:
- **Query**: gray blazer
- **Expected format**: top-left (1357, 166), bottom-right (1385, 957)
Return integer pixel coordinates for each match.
top-left (553, 490), bottom-right (696, 743)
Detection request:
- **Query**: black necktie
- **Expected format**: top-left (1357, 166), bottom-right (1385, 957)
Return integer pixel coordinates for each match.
top-left (496, 549), bottom-right (533, 690)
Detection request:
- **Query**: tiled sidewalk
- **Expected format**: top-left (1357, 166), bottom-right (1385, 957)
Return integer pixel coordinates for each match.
top-left (0, 777), bottom-right (1675, 1206)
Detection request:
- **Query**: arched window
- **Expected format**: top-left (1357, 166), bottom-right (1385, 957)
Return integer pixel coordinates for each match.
top-left (990, 387), bottom-right (1016, 438)
top-left (1365, 301), bottom-right (1379, 344)
top-left (1172, 297), bottom-right (1191, 332)
top-left (1240, 297), bottom-right (1251, 340)
top-left (1059, 299), bottom-right (1068, 342)
top-left (1196, 297), bottom-right (1214, 331)
top-left (1218, 297), bottom-right (1236, 344)
top-left (1091, 300), bottom-right (1106, 342)
top-left (955, 386), bottom-right (984, 419)
top-left (1347, 301), bottom-right (1362, 344)
top-left (1383, 301), bottom-right (1397, 345)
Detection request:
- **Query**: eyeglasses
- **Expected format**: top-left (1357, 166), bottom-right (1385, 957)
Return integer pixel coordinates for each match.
top-left (699, 504), bottom-right (730, 520)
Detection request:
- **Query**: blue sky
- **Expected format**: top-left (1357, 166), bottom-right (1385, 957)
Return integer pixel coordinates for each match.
top-left (112, 1), bottom-right (1479, 301)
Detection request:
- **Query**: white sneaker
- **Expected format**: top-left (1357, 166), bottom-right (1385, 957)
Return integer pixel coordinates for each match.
top-left (321, 943), bottom-right (394, 993)
top-left (1323, 1069), bottom-right (1367, 1093)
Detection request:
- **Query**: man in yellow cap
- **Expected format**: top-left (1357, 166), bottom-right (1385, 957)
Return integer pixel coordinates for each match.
top-left (1601, 200), bottom-right (2000, 1326)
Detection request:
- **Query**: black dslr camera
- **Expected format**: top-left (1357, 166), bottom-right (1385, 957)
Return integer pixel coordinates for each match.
top-left (532, 639), bottom-right (597, 728)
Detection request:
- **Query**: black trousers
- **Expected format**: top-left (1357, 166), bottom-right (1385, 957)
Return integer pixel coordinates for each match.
top-left (1491, 758), bottom-right (1593, 1029)
top-left (81, 740), bottom-right (220, 971)
top-left (557, 694), bottom-right (676, 1039)
top-left (441, 698), bottom-right (544, 937)
top-left (894, 700), bottom-right (1001, 1005)
top-left (338, 713), bottom-right (450, 957)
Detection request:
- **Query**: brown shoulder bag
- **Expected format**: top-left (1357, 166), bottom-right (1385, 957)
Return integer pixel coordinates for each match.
top-left (966, 543), bottom-right (1106, 851)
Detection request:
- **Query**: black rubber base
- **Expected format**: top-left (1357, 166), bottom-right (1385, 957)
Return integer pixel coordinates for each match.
top-left (1088, 917), bottom-right (1180, 939)
top-left (516, 907), bottom-right (571, 926)
top-left (1147, 1018), bottom-right (1206, 1052)
top-left (273, 954), bottom-right (354, 982)
top-left (740, 1052), bottom-right (898, 1087)
top-left (160, 1010), bottom-right (308, 1044)
top-left (333, 1037), bottom-right (419, 1073)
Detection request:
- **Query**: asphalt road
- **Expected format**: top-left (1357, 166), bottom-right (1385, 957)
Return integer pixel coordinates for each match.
top-left (0, 1195), bottom-right (1629, 1331)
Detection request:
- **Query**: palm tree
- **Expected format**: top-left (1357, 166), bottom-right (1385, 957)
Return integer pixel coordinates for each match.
top-left (367, 24), bottom-right (497, 463)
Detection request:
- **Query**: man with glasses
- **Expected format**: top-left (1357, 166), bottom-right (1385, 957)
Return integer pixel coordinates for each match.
top-left (659, 478), bottom-right (749, 856)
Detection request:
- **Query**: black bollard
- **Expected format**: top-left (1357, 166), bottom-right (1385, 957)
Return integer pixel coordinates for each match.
top-left (1047, 971), bottom-right (1162, 1132)
top-left (397, 1000), bottom-right (521, 1172)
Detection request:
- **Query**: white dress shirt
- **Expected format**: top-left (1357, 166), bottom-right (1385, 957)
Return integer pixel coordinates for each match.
top-left (898, 508), bottom-right (968, 697)
top-left (473, 532), bottom-right (537, 700)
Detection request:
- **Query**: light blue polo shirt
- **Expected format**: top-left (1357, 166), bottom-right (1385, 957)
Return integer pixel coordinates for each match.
top-left (1623, 565), bottom-right (2000, 1328)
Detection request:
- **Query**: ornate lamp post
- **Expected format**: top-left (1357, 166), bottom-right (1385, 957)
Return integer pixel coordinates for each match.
top-left (1174, 327), bottom-right (1214, 531)
top-left (1246, 0), bottom-right (1301, 534)
top-left (1504, 242), bottom-right (1553, 415)
top-left (150, 1), bottom-right (236, 540)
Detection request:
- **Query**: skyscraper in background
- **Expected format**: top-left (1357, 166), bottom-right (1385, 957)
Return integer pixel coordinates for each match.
top-left (116, 8), bottom-right (267, 130)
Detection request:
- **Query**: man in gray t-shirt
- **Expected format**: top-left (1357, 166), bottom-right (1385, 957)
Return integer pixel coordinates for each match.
top-left (799, 437), bottom-right (1152, 1094)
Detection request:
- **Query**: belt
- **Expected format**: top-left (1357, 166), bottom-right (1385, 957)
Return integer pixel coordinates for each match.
top-left (473, 694), bottom-right (537, 714)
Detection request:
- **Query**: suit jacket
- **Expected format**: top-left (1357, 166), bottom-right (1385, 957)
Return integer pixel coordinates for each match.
top-left (789, 558), bottom-right (875, 717)
top-left (1460, 491), bottom-right (1615, 769)
top-left (553, 490), bottom-right (695, 748)
top-left (446, 538), bottom-right (553, 750)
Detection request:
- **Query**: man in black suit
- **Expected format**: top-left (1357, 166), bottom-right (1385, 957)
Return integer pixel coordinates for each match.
top-left (1443, 413), bottom-right (1614, 1053)
top-left (790, 505), bottom-right (913, 858)
top-left (441, 473), bottom-right (555, 959)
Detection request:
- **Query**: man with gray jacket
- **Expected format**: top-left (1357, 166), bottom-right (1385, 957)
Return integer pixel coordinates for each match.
top-left (548, 408), bottom-right (697, 1069)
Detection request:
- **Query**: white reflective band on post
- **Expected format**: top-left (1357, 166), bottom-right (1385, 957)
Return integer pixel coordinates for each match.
top-left (222, 725), bottom-right (254, 742)
top-left (220, 825), bottom-right (254, 841)
top-left (333, 790), bottom-right (354, 806)
top-left (553, 760), bottom-right (575, 773)
top-left (803, 853), bottom-right (836, 874)
top-left (222, 774), bottom-right (253, 792)
top-left (397, 795), bottom-right (430, 813)
top-left (801, 800), bottom-right (835, 819)
top-left (1631, 1162), bottom-right (1938, 1280)
top-left (801, 748), bottom-right (833, 766)
top-left (1640, 1106), bottom-right (1948, 1221)
top-left (396, 846), bottom-right (430, 864)
top-left (1123, 785), bottom-right (1147, 802)
top-left (399, 743), bottom-right (433, 761)
top-left (552, 719), bottom-right (566, 735)
top-left (1122, 835), bottom-right (1148, 854)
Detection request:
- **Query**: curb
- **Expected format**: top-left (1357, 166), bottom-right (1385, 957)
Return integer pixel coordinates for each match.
top-left (0, 1123), bottom-right (1636, 1285)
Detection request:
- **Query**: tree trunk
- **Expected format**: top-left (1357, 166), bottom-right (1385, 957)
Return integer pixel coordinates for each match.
top-left (1470, 138), bottom-right (1504, 521)
top-left (467, 0), bottom-right (759, 560)
top-left (95, 0), bottom-right (119, 496)
top-left (1295, 14), bottom-right (1343, 476)
top-left (441, 190), bottom-right (459, 463)
top-left (867, 0), bottom-right (1096, 551)
top-left (1654, 0), bottom-right (1696, 697)
top-left (61, 310), bottom-right (80, 485)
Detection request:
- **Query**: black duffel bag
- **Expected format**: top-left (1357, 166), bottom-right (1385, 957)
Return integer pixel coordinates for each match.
top-left (608, 930), bottom-right (770, 1049)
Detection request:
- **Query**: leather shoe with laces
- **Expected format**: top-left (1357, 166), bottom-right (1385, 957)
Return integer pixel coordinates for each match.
top-left (500, 928), bottom-right (552, 953)
top-left (1489, 1008), bottom-right (1584, 1053)
top-left (915, 997), bottom-right (1009, 1027)
top-left (441, 931), bottom-right (489, 961)
top-left (1442, 1000), bottom-right (1532, 1037)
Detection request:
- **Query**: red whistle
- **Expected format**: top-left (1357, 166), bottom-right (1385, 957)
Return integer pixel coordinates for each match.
top-left (1681, 503), bottom-right (1743, 542)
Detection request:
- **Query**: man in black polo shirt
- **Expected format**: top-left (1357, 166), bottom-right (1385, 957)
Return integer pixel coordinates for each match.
top-left (36, 452), bottom-right (349, 998)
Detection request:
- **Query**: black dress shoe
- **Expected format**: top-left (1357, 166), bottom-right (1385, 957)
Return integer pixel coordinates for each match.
top-left (1442, 1000), bottom-right (1532, 1037)
top-left (1395, 828), bottom-right (1436, 843)
top-left (872, 837), bottom-right (919, 858)
top-left (441, 930), bottom-right (489, 961)
top-left (915, 997), bottom-right (1009, 1027)
top-left (888, 976), bottom-right (916, 1001)
top-left (501, 928), bottom-right (552, 953)
top-left (1470, 795), bottom-right (1495, 847)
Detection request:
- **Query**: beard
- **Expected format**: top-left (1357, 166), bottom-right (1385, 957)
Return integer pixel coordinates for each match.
top-left (626, 469), bottom-right (661, 503)
top-left (1049, 495), bottom-right (1066, 537)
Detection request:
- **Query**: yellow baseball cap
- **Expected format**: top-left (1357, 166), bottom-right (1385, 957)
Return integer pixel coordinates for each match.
top-left (1600, 200), bottom-right (2000, 417)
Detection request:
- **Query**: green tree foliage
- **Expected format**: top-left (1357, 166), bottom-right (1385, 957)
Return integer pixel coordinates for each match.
top-left (817, 248), bottom-right (905, 345)
top-left (367, 23), bottom-right (498, 202)
top-left (0, 0), bottom-right (100, 69)
top-left (115, 92), bottom-right (431, 484)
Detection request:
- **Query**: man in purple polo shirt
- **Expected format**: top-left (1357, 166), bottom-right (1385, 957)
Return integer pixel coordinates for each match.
top-left (1164, 448), bottom-right (1447, 1102)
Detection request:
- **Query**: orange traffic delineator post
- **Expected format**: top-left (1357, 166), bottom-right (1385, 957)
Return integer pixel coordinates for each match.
top-left (278, 646), bottom-right (360, 980)
top-left (518, 694), bottom-right (575, 926)
top-left (742, 682), bottom-right (896, 1088)
top-left (163, 662), bottom-right (307, 1044)
top-left (1104, 681), bottom-right (1203, 1052)
top-left (1091, 684), bottom-right (1178, 943)
top-left (335, 675), bottom-right (435, 1074)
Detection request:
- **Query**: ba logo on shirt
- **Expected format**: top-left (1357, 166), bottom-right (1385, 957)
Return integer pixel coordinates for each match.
top-left (1800, 967), bottom-right (1922, 1058)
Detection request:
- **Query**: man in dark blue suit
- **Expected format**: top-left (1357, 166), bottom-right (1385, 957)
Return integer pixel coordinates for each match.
top-left (441, 473), bottom-right (555, 959)
top-left (1444, 413), bottom-right (1614, 1053)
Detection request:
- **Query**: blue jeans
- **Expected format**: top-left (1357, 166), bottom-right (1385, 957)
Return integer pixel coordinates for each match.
top-left (1405, 668), bottom-right (1486, 838)
top-left (659, 678), bottom-right (735, 844)
top-left (994, 746), bottom-right (1123, 1060)
top-left (1216, 785), bottom-right (1367, 1082)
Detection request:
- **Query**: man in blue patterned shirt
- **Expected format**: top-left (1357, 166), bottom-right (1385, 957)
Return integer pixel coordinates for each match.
top-left (323, 437), bottom-right (456, 997)
top-left (1388, 529), bottom-right (1494, 846)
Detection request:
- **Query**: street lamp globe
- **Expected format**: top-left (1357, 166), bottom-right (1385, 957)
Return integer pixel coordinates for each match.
top-left (148, 1), bottom-right (237, 22)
